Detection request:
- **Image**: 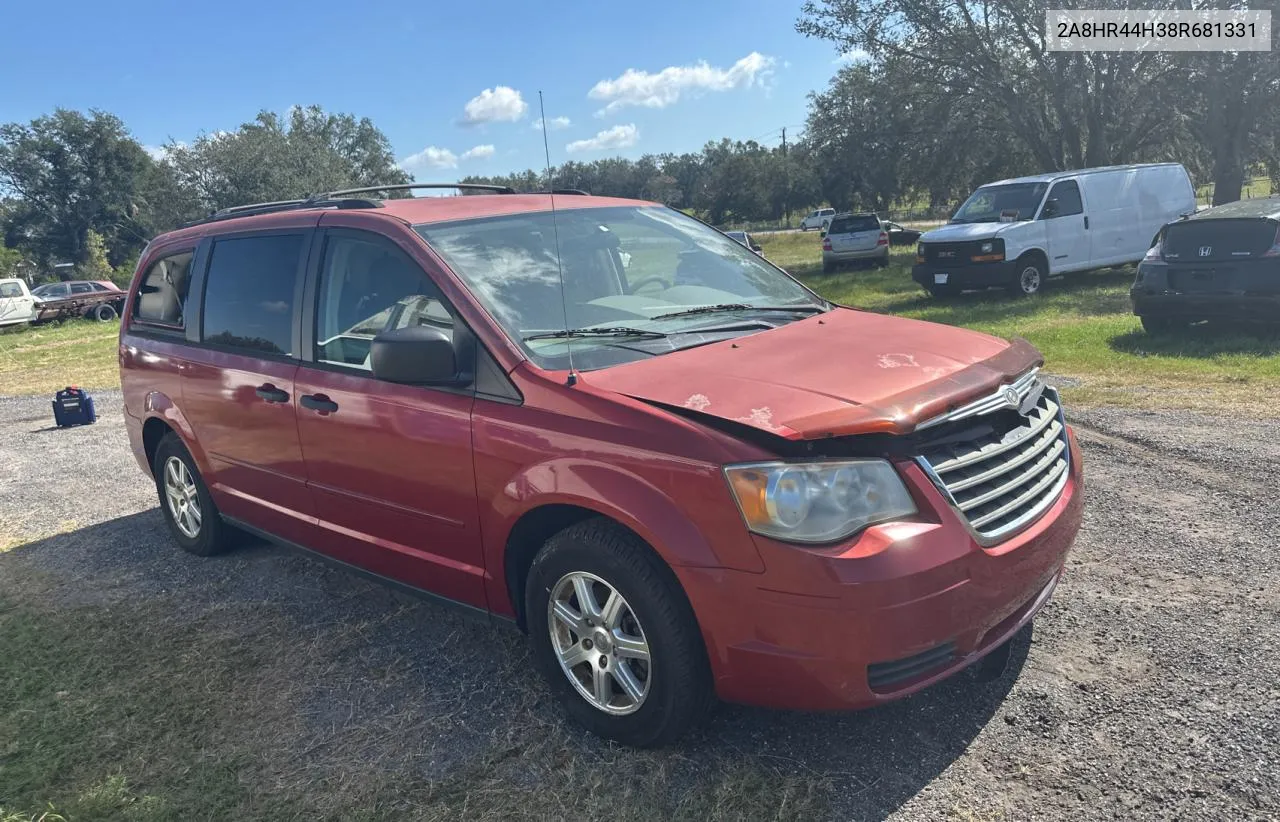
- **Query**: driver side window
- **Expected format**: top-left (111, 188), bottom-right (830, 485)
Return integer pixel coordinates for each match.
top-left (1044, 180), bottom-right (1083, 218)
top-left (315, 232), bottom-right (454, 371)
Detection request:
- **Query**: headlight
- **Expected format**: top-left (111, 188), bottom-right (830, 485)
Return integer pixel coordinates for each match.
top-left (980, 241), bottom-right (994, 253)
top-left (724, 460), bottom-right (917, 544)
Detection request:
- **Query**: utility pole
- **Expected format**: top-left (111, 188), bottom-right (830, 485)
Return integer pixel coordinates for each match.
top-left (781, 127), bottom-right (790, 228)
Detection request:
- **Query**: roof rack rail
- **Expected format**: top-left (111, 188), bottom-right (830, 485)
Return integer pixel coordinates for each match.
top-left (183, 197), bottom-right (382, 228)
top-left (308, 182), bottom-right (517, 201)
top-left (542, 188), bottom-right (590, 196)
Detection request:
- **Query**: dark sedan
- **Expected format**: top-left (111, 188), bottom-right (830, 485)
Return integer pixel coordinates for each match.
top-left (1132, 198), bottom-right (1280, 333)
top-left (883, 221), bottom-right (922, 246)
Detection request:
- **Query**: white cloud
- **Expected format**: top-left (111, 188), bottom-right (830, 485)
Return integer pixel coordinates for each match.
top-left (462, 86), bottom-right (528, 124)
top-left (142, 141), bottom-right (187, 161)
top-left (400, 145), bottom-right (459, 172)
top-left (533, 116), bottom-right (572, 131)
top-left (566, 124), bottom-right (639, 154)
top-left (461, 144), bottom-right (495, 160)
top-left (588, 52), bottom-right (776, 115)
top-left (835, 48), bottom-right (871, 64)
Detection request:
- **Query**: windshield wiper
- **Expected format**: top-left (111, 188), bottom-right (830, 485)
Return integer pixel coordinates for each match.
top-left (650, 303), bottom-right (826, 321)
top-left (522, 327), bottom-right (668, 342)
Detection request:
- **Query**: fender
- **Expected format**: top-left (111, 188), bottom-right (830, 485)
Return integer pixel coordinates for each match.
top-left (142, 391), bottom-right (213, 477)
top-left (484, 456), bottom-right (765, 576)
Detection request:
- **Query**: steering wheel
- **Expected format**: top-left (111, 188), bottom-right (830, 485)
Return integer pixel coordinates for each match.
top-left (629, 276), bottom-right (668, 294)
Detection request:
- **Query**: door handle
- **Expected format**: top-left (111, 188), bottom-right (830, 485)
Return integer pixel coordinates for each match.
top-left (255, 383), bottom-right (289, 403)
top-left (1084, 216), bottom-right (1089, 229)
top-left (300, 393), bottom-right (339, 414)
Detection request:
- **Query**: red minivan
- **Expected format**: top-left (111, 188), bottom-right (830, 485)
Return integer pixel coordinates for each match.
top-left (120, 185), bottom-right (1083, 746)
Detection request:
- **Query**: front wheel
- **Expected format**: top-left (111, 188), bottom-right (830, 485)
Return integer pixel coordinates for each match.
top-left (1011, 257), bottom-right (1046, 296)
top-left (526, 519), bottom-right (712, 747)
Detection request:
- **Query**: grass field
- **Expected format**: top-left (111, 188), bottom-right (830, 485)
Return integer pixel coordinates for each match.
top-left (0, 322), bottom-right (119, 397)
top-left (2, 239), bottom-right (1278, 414)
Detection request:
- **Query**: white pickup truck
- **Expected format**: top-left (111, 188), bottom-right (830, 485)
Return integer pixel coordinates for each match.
top-left (0, 278), bottom-right (38, 327)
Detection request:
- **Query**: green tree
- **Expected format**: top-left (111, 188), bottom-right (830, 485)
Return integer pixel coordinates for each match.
top-left (0, 109), bottom-right (154, 268)
top-left (164, 105), bottom-right (410, 213)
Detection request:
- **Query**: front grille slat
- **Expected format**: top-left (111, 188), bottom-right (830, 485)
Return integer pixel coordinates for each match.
top-left (919, 380), bottom-right (1070, 542)
top-left (930, 396), bottom-right (1059, 474)
top-left (955, 439), bottom-right (1067, 512)
top-left (945, 421), bottom-right (1063, 493)
top-left (968, 458), bottom-right (1068, 529)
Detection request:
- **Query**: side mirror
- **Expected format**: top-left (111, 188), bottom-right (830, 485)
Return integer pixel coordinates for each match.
top-left (371, 325), bottom-right (461, 385)
top-left (1041, 199), bottom-right (1060, 219)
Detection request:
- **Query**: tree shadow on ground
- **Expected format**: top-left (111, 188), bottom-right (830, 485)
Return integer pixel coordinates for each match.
top-left (2, 511), bottom-right (1034, 821)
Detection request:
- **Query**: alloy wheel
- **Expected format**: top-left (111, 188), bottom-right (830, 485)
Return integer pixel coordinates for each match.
top-left (163, 456), bottom-right (202, 539)
top-left (547, 571), bottom-right (652, 715)
top-left (1020, 265), bottom-right (1042, 294)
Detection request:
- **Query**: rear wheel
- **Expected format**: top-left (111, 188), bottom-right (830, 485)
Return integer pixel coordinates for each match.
top-left (822, 259), bottom-right (837, 274)
top-left (92, 303), bottom-right (117, 322)
top-left (153, 433), bottom-right (234, 556)
top-left (526, 519), bottom-right (711, 747)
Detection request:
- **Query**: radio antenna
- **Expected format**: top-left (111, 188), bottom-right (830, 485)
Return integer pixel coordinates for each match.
top-left (539, 90), bottom-right (576, 386)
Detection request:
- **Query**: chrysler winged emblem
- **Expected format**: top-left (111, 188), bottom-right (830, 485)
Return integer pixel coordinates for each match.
top-left (1003, 387), bottom-right (1021, 409)
top-left (1198, 246), bottom-right (1212, 257)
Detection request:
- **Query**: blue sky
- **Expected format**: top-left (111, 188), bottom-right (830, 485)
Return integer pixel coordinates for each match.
top-left (0, 0), bottom-right (854, 179)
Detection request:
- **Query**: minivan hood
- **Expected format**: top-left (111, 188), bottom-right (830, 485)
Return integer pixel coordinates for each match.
top-left (920, 222), bottom-right (1022, 243)
top-left (586, 308), bottom-right (1043, 440)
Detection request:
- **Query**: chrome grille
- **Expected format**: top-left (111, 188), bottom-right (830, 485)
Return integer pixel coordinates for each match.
top-left (917, 379), bottom-right (1069, 542)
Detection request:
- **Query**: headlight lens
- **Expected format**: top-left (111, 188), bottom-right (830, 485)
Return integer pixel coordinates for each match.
top-left (980, 241), bottom-right (994, 253)
top-left (724, 460), bottom-right (917, 543)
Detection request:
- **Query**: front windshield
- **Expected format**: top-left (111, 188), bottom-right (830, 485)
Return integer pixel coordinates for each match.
top-left (415, 206), bottom-right (826, 370)
top-left (952, 183), bottom-right (1049, 223)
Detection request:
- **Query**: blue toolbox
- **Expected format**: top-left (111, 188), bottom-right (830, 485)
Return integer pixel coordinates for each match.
top-left (52, 386), bottom-right (97, 428)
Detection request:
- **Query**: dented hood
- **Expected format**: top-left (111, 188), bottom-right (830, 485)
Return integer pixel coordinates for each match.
top-left (585, 308), bottom-right (1043, 440)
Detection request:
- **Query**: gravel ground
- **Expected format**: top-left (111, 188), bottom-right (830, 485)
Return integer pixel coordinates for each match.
top-left (1, 390), bottom-right (1277, 820)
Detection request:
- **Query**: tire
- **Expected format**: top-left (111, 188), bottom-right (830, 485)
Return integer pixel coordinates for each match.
top-left (1141, 315), bottom-right (1184, 335)
top-left (92, 303), bottom-right (117, 322)
top-left (525, 519), bottom-right (712, 748)
top-left (152, 432), bottom-right (234, 556)
top-left (822, 259), bottom-right (836, 274)
top-left (928, 284), bottom-right (955, 298)
top-left (876, 253), bottom-right (889, 269)
top-left (1011, 256), bottom-right (1046, 296)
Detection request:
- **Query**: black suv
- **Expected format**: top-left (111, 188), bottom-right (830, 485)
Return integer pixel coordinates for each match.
top-left (1133, 199), bottom-right (1280, 332)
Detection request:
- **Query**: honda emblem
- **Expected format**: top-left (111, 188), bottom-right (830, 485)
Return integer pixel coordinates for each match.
top-left (1198, 246), bottom-right (1212, 257)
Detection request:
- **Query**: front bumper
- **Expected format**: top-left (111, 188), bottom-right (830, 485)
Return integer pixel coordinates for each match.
top-left (913, 260), bottom-right (1015, 289)
top-left (677, 428), bottom-right (1084, 711)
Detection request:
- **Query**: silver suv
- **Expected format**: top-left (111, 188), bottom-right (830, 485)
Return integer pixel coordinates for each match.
top-left (821, 213), bottom-right (889, 272)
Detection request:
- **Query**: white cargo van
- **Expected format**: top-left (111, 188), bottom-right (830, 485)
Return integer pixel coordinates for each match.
top-left (912, 164), bottom-right (1196, 296)
top-left (0, 278), bottom-right (38, 327)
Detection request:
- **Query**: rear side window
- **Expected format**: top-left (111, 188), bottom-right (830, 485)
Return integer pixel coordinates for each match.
top-left (134, 251), bottom-right (194, 328)
top-left (314, 233), bottom-right (453, 370)
top-left (829, 215), bottom-right (881, 234)
top-left (202, 235), bottom-right (304, 356)
top-left (1, 282), bottom-right (22, 298)
top-left (70, 282), bottom-right (93, 294)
